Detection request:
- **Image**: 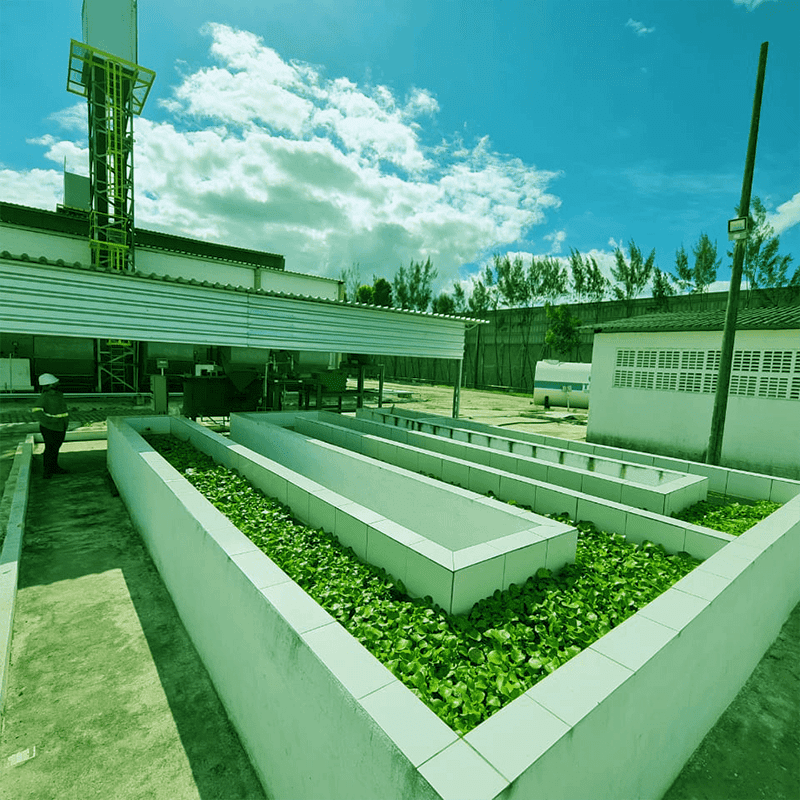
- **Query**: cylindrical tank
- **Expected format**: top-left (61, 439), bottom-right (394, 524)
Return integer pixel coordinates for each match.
top-left (533, 360), bottom-right (591, 409)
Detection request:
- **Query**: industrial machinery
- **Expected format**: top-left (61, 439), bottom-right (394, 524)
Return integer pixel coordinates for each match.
top-left (67, 0), bottom-right (155, 271)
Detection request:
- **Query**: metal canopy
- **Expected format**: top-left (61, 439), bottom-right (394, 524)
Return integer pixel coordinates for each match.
top-left (1, 260), bottom-right (468, 360)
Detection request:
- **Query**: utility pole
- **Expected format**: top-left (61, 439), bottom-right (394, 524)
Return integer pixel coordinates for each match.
top-left (707, 42), bottom-right (769, 466)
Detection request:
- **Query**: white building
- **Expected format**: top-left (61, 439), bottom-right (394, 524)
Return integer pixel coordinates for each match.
top-left (586, 307), bottom-right (800, 480)
top-left (0, 200), bottom-right (477, 413)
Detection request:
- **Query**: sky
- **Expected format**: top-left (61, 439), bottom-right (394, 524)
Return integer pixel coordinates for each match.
top-left (1, 0), bottom-right (798, 300)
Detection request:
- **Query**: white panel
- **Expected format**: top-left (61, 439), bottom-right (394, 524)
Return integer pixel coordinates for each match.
top-left (0, 260), bottom-right (465, 360)
top-left (82, 0), bottom-right (137, 63)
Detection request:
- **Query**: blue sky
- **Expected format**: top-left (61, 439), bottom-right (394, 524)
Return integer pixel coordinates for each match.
top-left (1, 0), bottom-right (798, 298)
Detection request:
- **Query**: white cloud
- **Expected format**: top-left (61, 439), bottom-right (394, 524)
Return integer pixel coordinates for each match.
top-left (625, 19), bottom-right (655, 36)
top-left (0, 168), bottom-right (62, 210)
top-left (768, 191), bottom-right (800, 235)
top-left (544, 229), bottom-right (567, 254)
top-left (9, 22), bottom-right (557, 284)
top-left (47, 103), bottom-right (88, 134)
top-left (26, 135), bottom-right (89, 174)
top-left (732, 0), bottom-right (776, 10)
top-left (9, 23), bottom-right (561, 284)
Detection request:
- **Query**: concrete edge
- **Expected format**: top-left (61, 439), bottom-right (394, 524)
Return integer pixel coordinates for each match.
top-left (0, 434), bottom-right (33, 721)
top-left (32, 430), bottom-right (109, 443)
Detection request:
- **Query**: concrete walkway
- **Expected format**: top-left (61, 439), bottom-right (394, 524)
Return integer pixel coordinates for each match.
top-left (0, 441), bottom-right (266, 800)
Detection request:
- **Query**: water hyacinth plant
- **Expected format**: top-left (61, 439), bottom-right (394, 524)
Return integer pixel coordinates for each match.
top-left (146, 435), bottom-right (743, 734)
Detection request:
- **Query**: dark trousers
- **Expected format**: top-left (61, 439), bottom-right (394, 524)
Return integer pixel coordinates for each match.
top-left (40, 425), bottom-right (67, 476)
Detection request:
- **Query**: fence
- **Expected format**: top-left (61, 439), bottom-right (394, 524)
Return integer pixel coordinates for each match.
top-left (380, 287), bottom-right (800, 392)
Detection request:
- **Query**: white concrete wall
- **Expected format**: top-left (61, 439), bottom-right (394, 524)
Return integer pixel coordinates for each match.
top-left (0, 223), bottom-right (90, 264)
top-left (489, 493), bottom-right (800, 800)
top-left (358, 408), bottom-right (707, 515)
top-left (231, 413), bottom-right (540, 549)
top-left (135, 248), bottom-right (340, 298)
top-left (314, 411), bottom-right (733, 561)
top-left (0, 222), bottom-right (339, 299)
top-left (106, 416), bottom-right (450, 800)
top-left (587, 329), bottom-right (800, 479)
top-left (107, 415), bottom-right (800, 800)
top-left (135, 249), bottom-right (256, 288)
top-left (363, 408), bottom-right (800, 504)
top-left (258, 268), bottom-right (340, 299)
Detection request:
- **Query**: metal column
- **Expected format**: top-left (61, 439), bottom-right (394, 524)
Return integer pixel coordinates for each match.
top-left (452, 359), bottom-right (463, 418)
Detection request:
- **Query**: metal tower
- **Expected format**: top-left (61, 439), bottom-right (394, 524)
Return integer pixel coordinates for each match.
top-left (66, 2), bottom-right (154, 271)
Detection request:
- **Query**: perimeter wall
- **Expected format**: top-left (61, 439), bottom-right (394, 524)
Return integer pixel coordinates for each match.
top-left (380, 287), bottom-right (800, 391)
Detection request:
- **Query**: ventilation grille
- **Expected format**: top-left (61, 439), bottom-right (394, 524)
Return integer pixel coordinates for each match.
top-left (612, 347), bottom-right (799, 401)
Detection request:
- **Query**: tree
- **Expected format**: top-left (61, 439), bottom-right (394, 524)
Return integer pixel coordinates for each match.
top-left (544, 303), bottom-right (582, 360)
top-left (674, 244), bottom-right (691, 292)
top-left (392, 257), bottom-right (437, 311)
top-left (452, 282), bottom-right (467, 314)
top-left (536, 257), bottom-right (569, 302)
top-left (611, 240), bottom-right (655, 314)
top-left (339, 262), bottom-right (361, 302)
top-left (467, 278), bottom-right (490, 316)
top-left (355, 284), bottom-right (374, 304)
top-left (651, 267), bottom-right (676, 311)
top-left (569, 248), bottom-right (587, 302)
top-left (585, 255), bottom-right (609, 307)
top-left (675, 234), bottom-right (720, 294)
top-left (692, 233), bottom-right (721, 292)
top-left (494, 254), bottom-right (529, 308)
top-left (732, 196), bottom-right (796, 300)
top-left (569, 248), bottom-right (609, 309)
top-left (431, 292), bottom-right (456, 315)
top-left (372, 277), bottom-right (392, 307)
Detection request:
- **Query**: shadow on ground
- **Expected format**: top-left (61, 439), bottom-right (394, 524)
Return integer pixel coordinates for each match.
top-left (1, 445), bottom-right (266, 800)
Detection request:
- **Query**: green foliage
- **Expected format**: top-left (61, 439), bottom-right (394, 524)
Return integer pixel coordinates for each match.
top-left (355, 284), bottom-right (374, 304)
top-left (393, 257), bottom-right (437, 311)
top-left (732, 196), bottom-right (797, 296)
top-left (146, 434), bottom-right (704, 736)
top-left (452, 282), bottom-right (467, 314)
top-left (650, 267), bottom-right (676, 311)
top-left (691, 233), bottom-right (721, 291)
top-left (675, 234), bottom-right (720, 294)
top-left (569, 248), bottom-right (587, 301)
top-left (339, 262), bottom-right (362, 302)
top-left (611, 240), bottom-right (655, 311)
top-left (432, 292), bottom-right (457, 315)
top-left (467, 279), bottom-right (490, 316)
top-left (585, 255), bottom-right (609, 304)
top-left (481, 253), bottom-right (569, 311)
top-left (673, 494), bottom-right (780, 536)
top-left (544, 303), bottom-right (582, 359)
top-left (535, 256), bottom-right (569, 302)
top-left (494, 253), bottom-right (529, 308)
top-left (372, 277), bottom-right (393, 307)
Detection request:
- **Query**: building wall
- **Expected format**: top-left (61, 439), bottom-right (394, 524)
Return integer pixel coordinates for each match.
top-left (383, 288), bottom-right (800, 391)
top-left (1, 221), bottom-right (340, 300)
top-left (0, 223), bottom-right (91, 265)
top-left (136, 247), bottom-right (340, 299)
top-left (587, 329), bottom-right (800, 479)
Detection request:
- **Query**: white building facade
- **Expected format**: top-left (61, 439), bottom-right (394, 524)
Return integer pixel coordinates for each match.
top-left (586, 308), bottom-right (800, 480)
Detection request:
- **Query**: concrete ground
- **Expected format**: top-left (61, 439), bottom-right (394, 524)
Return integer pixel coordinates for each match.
top-left (0, 384), bottom-right (797, 799)
top-left (0, 440), bottom-right (266, 800)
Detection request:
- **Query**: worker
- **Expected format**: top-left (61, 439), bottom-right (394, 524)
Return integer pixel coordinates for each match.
top-left (32, 373), bottom-right (70, 479)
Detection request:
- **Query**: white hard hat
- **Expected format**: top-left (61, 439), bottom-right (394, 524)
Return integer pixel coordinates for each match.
top-left (39, 373), bottom-right (60, 386)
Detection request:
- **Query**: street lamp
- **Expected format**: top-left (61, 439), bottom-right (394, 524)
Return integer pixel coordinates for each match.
top-left (728, 216), bottom-right (749, 241)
